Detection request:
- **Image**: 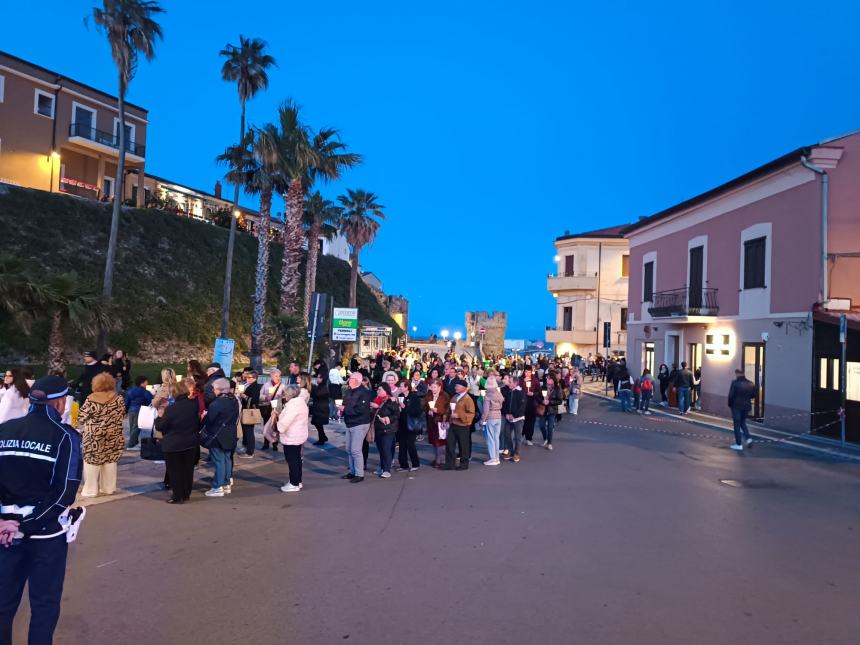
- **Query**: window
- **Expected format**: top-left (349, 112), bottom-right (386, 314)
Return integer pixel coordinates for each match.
top-left (743, 237), bottom-right (766, 289)
top-left (562, 306), bottom-right (572, 331)
top-left (832, 358), bottom-right (840, 391)
top-left (0, 75), bottom-right (5, 102)
top-left (72, 103), bottom-right (96, 135)
top-left (114, 118), bottom-right (135, 146)
top-left (621, 254), bottom-right (630, 277)
top-left (620, 307), bottom-right (628, 330)
top-left (819, 358), bottom-right (828, 389)
top-left (564, 255), bottom-right (574, 276)
top-left (643, 261), bottom-right (654, 302)
top-left (34, 89), bottom-right (55, 118)
top-left (103, 177), bottom-right (114, 198)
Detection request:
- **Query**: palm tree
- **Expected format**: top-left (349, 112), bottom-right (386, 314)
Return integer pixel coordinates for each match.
top-left (43, 273), bottom-right (108, 375)
top-left (217, 129), bottom-right (281, 371)
top-left (337, 189), bottom-right (386, 308)
top-left (257, 101), bottom-right (315, 317)
top-left (91, 0), bottom-right (164, 347)
top-left (302, 192), bottom-right (342, 323)
top-left (218, 36), bottom-right (276, 339)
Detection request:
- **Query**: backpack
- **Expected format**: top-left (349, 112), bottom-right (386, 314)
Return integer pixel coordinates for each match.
top-left (642, 378), bottom-right (653, 392)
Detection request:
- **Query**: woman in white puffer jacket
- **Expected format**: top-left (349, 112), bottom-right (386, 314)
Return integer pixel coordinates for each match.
top-left (0, 369), bottom-right (31, 424)
top-left (276, 385), bottom-right (309, 492)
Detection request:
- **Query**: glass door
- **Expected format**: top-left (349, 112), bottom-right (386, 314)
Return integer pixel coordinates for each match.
top-left (643, 342), bottom-right (655, 374)
top-left (742, 342), bottom-right (765, 420)
top-left (688, 343), bottom-right (702, 371)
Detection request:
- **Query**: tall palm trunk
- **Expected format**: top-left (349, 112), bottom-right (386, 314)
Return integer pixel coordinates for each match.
top-left (348, 247), bottom-right (360, 308)
top-left (48, 309), bottom-right (65, 375)
top-left (99, 79), bottom-right (127, 352)
top-left (250, 186), bottom-right (273, 371)
top-left (220, 101), bottom-right (246, 339)
top-left (279, 177), bottom-right (303, 315)
top-left (302, 222), bottom-right (321, 324)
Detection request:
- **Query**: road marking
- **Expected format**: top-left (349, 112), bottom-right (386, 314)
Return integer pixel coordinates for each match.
top-left (96, 559), bottom-right (118, 568)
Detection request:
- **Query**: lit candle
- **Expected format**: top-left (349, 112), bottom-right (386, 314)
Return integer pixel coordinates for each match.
top-left (335, 398), bottom-right (343, 407)
top-left (480, 389), bottom-right (487, 397)
top-left (542, 390), bottom-right (548, 398)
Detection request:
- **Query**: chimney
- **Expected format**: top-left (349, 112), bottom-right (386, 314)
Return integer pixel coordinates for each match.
top-left (214, 181), bottom-right (222, 199)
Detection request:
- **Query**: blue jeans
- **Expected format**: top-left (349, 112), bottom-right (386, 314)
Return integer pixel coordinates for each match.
top-left (619, 389), bottom-right (633, 411)
top-left (375, 431), bottom-right (395, 474)
top-left (731, 408), bottom-right (751, 445)
top-left (210, 446), bottom-right (233, 489)
top-left (539, 414), bottom-right (556, 443)
top-left (484, 419), bottom-right (501, 460)
top-left (345, 424), bottom-right (370, 477)
top-left (641, 391), bottom-right (652, 412)
top-left (677, 387), bottom-right (691, 414)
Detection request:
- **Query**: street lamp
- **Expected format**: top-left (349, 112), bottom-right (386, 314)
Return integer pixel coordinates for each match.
top-left (441, 329), bottom-right (449, 340)
top-left (453, 331), bottom-right (462, 341)
top-left (412, 325), bottom-right (417, 334)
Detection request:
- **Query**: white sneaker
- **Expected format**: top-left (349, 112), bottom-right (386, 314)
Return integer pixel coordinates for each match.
top-left (644, 411), bottom-right (652, 415)
top-left (374, 468), bottom-right (383, 476)
top-left (542, 440), bottom-right (549, 447)
top-left (205, 487), bottom-right (224, 497)
top-left (745, 438), bottom-right (753, 447)
top-left (525, 440), bottom-right (534, 446)
top-left (409, 466), bottom-right (419, 472)
top-left (238, 454), bottom-right (253, 459)
top-left (280, 483), bottom-right (301, 492)
top-left (483, 459), bottom-right (500, 466)
top-left (546, 444), bottom-right (553, 451)
top-left (729, 444), bottom-right (744, 451)
top-left (299, 482), bottom-right (303, 489)
top-left (229, 478), bottom-right (234, 487)
top-left (223, 485), bottom-right (232, 494)
top-left (381, 471), bottom-right (391, 478)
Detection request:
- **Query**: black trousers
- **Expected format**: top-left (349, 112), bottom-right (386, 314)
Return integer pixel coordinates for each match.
top-left (362, 438), bottom-right (369, 468)
top-left (0, 535), bottom-right (68, 645)
top-left (523, 398), bottom-right (537, 440)
top-left (445, 424), bottom-right (470, 469)
top-left (283, 444), bottom-right (302, 485)
top-left (313, 422), bottom-right (328, 443)
top-left (241, 424), bottom-right (256, 455)
top-left (398, 431), bottom-right (419, 468)
top-left (164, 448), bottom-right (196, 501)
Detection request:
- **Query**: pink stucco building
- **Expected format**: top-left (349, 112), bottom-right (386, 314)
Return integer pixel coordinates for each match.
top-left (623, 132), bottom-right (860, 441)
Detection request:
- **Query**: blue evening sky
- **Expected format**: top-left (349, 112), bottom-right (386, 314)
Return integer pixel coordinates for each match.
top-left (4, 1), bottom-right (860, 338)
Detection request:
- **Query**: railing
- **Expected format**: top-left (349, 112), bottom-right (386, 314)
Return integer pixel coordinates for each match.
top-left (547, 271), bottom-right (598, 278)
top-left (69, 123), bottom-right (145, 157)
top-left (647, 287), bottom-right (719, 317)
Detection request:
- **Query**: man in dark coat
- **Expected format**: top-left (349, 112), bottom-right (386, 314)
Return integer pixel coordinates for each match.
top-left (727, 369), bottom-right (756, 451)
top-left (72, 351), bottom-right (106, 404)
top-left (202, 379), bottom-right (239, 496)
top-left (203, 362), bottom-right (226, 407)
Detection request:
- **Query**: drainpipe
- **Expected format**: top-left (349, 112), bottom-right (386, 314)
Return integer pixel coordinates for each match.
top-left (800, 155), bottom-right (829, 304)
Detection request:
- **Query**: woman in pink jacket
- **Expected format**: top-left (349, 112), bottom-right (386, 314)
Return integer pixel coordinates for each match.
top-left (276, 385), bottom-right (309, 492)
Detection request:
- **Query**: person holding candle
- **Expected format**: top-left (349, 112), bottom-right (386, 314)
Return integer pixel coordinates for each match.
top-left (445, 379), bottom-right (475, 470)
top-left (539, 373), bottom-right (564, 450)
top-left (425, 379), bottom-right (450, 468)
top-left (276, 385), bottom-right (309, 492)
top-left (371, 383), bottom-right (400, 478)
top-left (481, 376), bottom-right (504, 465)
top-left (340, 371), bottom-right (374, 482)
top-left (238, 370), bottom-right (262, 458)
top-left (520, 366), bottom-right (541, 445)
top-left (260, 369), bottom-right (284, 451)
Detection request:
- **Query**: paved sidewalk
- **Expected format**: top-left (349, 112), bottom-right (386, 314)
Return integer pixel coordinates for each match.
top-left (580, 380), bottom-right (860, 461)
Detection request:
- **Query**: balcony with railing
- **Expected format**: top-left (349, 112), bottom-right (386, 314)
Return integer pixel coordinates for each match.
top-left (547, 271), bottom-right (598, 292)
top-left (647, 287), bottom-right (719, 318)
top-left (68, 123), bottom-right (146, 158)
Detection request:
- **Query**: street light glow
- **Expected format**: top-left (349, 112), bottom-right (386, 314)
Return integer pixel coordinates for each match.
top-left (441, 329), bottom-right (449, 339)
top-left (454, 331), bottom-right (462, 341)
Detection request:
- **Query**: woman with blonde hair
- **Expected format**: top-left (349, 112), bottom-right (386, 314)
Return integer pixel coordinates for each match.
top-left (481, 375), bottom-right (504, 465)
top-left (152, 368), bottom-right (182, 410)
top-left (78, 372), bottom-right (126, 497)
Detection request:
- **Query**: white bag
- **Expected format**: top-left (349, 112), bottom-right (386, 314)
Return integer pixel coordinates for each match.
top-left (438, 421), bottom-right (449, 440)
top-left (137, 405), bottom-right (157, 431)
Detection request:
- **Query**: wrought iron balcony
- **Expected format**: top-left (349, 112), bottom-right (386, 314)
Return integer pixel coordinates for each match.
top-left (69, 123), bottom-right (145, 157)
top-left (647, 287), bottom-right (719, 318)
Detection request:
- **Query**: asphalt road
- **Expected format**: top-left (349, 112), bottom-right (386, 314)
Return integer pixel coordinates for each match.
top-left (14, 396), bottom-right (860, 645)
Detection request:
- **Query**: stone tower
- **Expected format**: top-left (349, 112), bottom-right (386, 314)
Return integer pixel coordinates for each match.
top-left (465, 311), bottom-right (507, 356)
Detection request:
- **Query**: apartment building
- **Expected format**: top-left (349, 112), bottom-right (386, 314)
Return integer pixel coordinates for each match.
top-left (0, 50), bottom-right (148, 204)
top-left (546, 225), bottom-right (629, 358)
top-left (623, 132), bottom-right (860, 441)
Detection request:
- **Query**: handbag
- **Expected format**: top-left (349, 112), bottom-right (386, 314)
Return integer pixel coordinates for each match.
top-left (438, 421), bottom-right (449, 440)
top-left (242, 407), bottom-right (263, 425)
top-left (262, 415), bottom-right (279, 444)
top-left (140, 430), bottom-right (163, 461)
top-left (137, 405), bottom-right (157, 431)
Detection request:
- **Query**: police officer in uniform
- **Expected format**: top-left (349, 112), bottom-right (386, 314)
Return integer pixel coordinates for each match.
top-left (0, 375), bottom-right (84, 645)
